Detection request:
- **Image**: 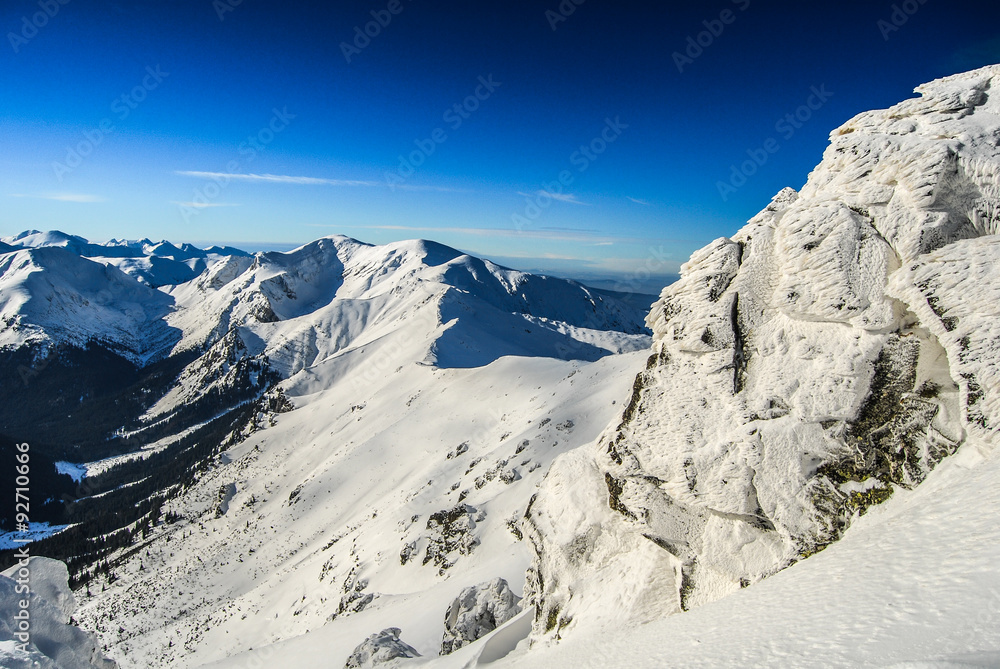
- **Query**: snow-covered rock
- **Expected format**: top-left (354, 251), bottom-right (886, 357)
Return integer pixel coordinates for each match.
top-left (345, 628), bottom-right (420, 668)
top-left (524, 64), bottom-right (1000, 638)
top-left (440, 578), bottom-right (522, 655)
top-left (0, 557), bottom-right (116, 669)
top-left (1, 557), bottom-right (77, 622)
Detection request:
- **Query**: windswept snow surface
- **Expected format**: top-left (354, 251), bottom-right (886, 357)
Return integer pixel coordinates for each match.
top-left (476, 440), bottom-right (1000, 669)
top-left (50, 235), bottom-right (652, 668)
top-left (74, 347), bottom-right (649, 668)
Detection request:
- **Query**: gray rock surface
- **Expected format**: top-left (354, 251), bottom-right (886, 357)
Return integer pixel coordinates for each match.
top-left (440, 577), bottom-right (522, 654)
top-left (344, 628), bottom-right (420, 668)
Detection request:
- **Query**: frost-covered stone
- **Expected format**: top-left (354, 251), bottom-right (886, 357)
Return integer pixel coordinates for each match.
top-left (0, 558), bottom-right (116, 669)
top-left (525, 65), bottom-right (1000, 638)
top-left (440, 577), bottom-right (522, 654)
top-left (344, 628), bottom-right (420, 668)
top-left (1, 557), bottom-right (77, 622)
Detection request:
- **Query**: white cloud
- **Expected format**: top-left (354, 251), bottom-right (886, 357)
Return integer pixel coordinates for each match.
top-left (175, 171), bottom-right (381, 187)
top-left (519, 190), bottom-right (589, 205)
top-left (627, 197), bottom-right (651, 205)
top-left (171, 201), bottom-right (242, 209)
top-left (8, 192), bottom-right (106, 203)
top-left (174, 171), bottom-right (466, 193)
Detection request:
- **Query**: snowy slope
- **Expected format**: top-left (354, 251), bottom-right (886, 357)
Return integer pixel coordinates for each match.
top-left (520, 63), bottom-right (1000, 649)
top-left (468, 440), bottom-right (1000, 669)
top-left (0, 231), bottom-right (650, 667)
top-left (0, 230), bottom-right (247, 288)
top-left (0, 247), bottom-right (179, 363)
top-left (73, 344), bottom-right (649, 668)
top-left (140, 235), bottom-right (648, 420)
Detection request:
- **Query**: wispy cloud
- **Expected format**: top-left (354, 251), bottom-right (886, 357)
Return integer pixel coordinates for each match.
top-left (174, 171), bottom-right (466, 193)
top-left (9, 192), bottom-right (106, 203)
top-left (171, 201), bottom-right (242, 209)
top-left (627, 197), bottom-right (651, 205)
top-left (175, 171), bottom-right (381, 187)
top-left (518, 190), bottom-right (589, 205)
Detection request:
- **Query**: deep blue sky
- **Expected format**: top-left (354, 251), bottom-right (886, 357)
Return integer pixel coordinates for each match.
top-left (2, 0), bottom-right (999, 285)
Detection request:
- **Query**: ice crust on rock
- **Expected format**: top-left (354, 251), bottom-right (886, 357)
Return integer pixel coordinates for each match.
top-left (0, 557), bottom-right (116, 669)
top-left (345, 628), bottom-right (420, 668)
top-left (524, 64), bottom-right (1000, 637)
top-left (440, 577), bottom-right (522, 655)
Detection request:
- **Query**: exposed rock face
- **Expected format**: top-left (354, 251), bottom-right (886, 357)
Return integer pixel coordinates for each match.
top-left (0, 557), bottom-right (117, 669)
top-left (524, 65), bottom-right (1000, 636)
top-left (440, 577), bottom-right (522, 655)
top-left (422, 504), bottom-right (482, 573)
top-left (344, 628), bottom-right (420, 668)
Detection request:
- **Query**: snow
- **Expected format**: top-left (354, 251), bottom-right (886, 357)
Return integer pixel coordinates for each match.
top-left (345, 628), bottom-right (421, 668)
top-left (517, 64), bottom-right (1000, 643)
top-left (480, 441), bottom-right (1000, 669)
top-left (12, 231), bottom-right (649, 668)
top-left (0, 557), bottom-right (116, 668)
top-left (73, 346), bottom-right (648, 668)
top-left (0, 523), bottom-right (73, 550)
top-left (0, 246), bottom-right (178, 364)
top-left (440, 578), bottom-right (521, 655)
top-left (55, 461), bottom-right (88, 483)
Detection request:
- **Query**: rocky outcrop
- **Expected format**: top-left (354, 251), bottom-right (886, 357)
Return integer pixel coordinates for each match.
top-left (440, 578), bottom-right (522, 655)
top-left (344, 628), bottom-right (420, 668)
top-left (524, 65), bottom-right (1000, 637)
top-left (0, 557), bottom-right (117, 669)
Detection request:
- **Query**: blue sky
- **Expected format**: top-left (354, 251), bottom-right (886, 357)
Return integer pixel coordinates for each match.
top-left (2, 0), bottom-right (999, 287)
